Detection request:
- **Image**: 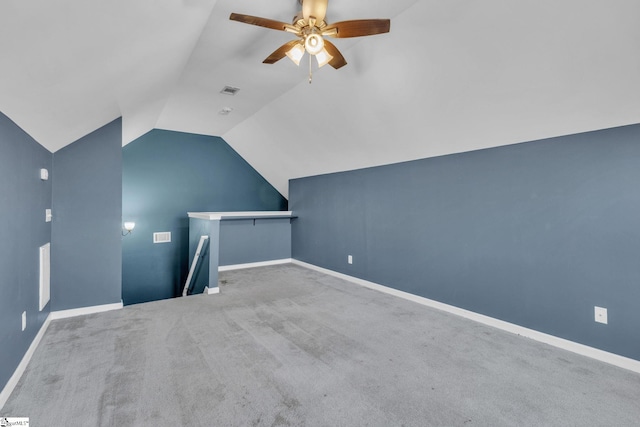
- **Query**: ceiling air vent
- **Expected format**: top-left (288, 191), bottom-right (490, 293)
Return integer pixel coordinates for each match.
top-left (220, 86), bottom-right (240, 96)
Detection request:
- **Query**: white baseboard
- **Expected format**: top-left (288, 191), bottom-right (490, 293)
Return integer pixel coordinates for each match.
top-left (218, 258), bottom-right (293, 272)
top-left (0, 314), bottom-right (52, 410)
top-left (292, 259), bottom-right (640, 374)
top-left (50, 301), bottom-right (123, 320)
top-left (0, 301), bottom-right (124, 410)
top-left (205, 286), bottom-right (220, 295)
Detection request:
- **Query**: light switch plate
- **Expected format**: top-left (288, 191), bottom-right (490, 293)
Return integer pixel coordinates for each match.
top-left (46, 209), bottom-right (52, 222)
top-left (40, 168), bottom-right (49, 180)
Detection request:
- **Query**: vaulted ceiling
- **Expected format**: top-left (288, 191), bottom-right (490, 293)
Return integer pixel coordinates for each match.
top-left (1, 0), bottom-right (639, 197)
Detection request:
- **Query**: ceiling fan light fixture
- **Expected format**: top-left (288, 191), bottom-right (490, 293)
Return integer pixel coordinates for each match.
top-left (304, 33), bottom-right (324, 55)
top-left (230, 1), bottom-right (390, 74)
top-left (315, 48), bottom-right (333, 68)
top-left (321, 27), bottom-right (338, 37)
top-left (285, 43), bottom-right (305, 66)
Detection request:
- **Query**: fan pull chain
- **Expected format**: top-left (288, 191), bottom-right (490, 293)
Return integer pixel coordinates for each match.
top-left (308, 53), bottom-right (313, 84)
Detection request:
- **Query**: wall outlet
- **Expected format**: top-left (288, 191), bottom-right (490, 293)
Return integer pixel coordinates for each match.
top-left (348, 255), bottom-right (353, 264)
top-left (594, 306), bottom-right (608, 324)
top-left (45, 208), bottom-right (52, 222)
top-left (22, 311), bottom-right (26, 331)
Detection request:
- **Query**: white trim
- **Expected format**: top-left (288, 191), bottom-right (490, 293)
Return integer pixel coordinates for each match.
top-left (292, 260), bottom-right (640, 374)
top-left (187, 211), bottom-right (293, 221)
top-left (49, 301), bottom-right (123, 320)
top-left (0, 314), bottom-right (52, 410)
top-left (39, 243), bottom-right (51, 311)
top-left (183, 235), bottom-right (209, 297)
top-left (205, 286), bottom-right (220, 295)
top-left (219, 258), bottom-right (293, 272)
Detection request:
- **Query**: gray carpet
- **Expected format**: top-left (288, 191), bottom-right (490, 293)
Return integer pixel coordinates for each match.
top-left (2, 264), bottom-right (640, 426)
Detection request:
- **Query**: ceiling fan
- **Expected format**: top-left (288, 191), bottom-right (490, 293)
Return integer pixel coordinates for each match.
top-left (230, 0), bottom-right (390, 80)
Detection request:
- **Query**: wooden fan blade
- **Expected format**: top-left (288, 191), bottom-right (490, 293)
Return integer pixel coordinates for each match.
top-left (263, 40), bottom-right (303, 64)
top-left (230, 13), bottom-right (297, 33)
top-left (323, 40), bottom-right (347, 69)
top-left (302, 0), bottom-right (328, 24)
top-left (323, 19), bottom-right (390, 38)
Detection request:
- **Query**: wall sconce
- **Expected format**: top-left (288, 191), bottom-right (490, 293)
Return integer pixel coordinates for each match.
top-left (122, 222), bottom-right (135, 236)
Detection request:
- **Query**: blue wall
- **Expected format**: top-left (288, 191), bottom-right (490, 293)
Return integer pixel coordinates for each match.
top-left (0, 112), bottom-right (52, 392)
top-left (51, 118), bottom-right (123, 310)
top-left (219, 218), bottom-right (292, 266)
top-left (290, 124), bottom-right (640, 360)
top-left (122, 130), bottom-right (287, 305)
top-left (186, 217), bottom-right (293, 295)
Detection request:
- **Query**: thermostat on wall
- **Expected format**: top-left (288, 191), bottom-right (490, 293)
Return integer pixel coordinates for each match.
top-left (40, 168), bottom-right (49, 180)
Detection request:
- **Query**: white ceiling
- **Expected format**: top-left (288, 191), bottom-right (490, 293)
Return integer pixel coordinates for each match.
top-left (1, 0), bottom-right (639, 197)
